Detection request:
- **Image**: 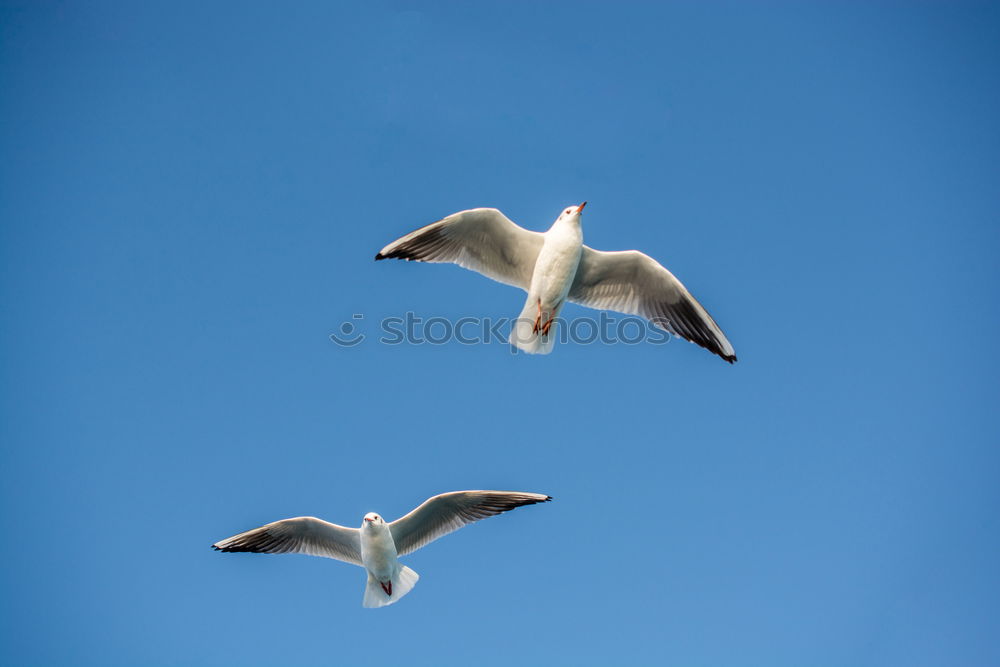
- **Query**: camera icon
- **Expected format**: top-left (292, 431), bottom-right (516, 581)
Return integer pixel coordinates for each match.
top-left (329, 314), bottom-right (366, 347)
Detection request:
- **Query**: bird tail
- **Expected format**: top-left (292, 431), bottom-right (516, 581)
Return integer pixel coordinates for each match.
top-left (362, 565), bottom-right (420, 608)
top-left (510, 297), bottom-right (557, 355)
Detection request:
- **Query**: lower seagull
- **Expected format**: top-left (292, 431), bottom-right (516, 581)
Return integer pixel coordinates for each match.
top-left (212, 490), bottom-right (551, 608)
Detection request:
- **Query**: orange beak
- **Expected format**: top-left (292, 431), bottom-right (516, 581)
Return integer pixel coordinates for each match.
top-left (577, 201), bottom-right (587, 213)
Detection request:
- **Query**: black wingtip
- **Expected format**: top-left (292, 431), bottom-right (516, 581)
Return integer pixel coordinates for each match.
top-left (374, 252), bottom-right (385, 261)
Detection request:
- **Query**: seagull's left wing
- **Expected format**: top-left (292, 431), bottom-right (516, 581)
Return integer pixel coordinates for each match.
top-left (212, 517), bottom-right (363, 565)
top-left (569, 247), bottom-right (737, 363)
top-left (375, 208), bottom-right (545, 290)
top-left (389, 490), bottom-right (551, 557)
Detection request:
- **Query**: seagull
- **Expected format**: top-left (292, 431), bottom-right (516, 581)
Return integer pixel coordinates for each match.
top-left (212, 490), bottom-right (551, 608)
top-left (375, 203), bottom-right (737, 362)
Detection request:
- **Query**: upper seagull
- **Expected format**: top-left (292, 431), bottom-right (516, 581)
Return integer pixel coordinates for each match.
top-left (212, 490), bottom-right (551, 608)
top-left (375, 204), bottom-right (737, 362)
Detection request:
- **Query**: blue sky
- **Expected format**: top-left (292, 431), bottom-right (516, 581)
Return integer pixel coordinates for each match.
top-left (1, 2), bottom-right (998, 665)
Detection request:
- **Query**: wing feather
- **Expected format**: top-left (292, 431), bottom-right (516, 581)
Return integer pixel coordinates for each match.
top-left (212, 517), bottom-right (363, 566)
top-left (569, 247), bottom-right (737, 362)
top-left (389, 491), bottom-right (551, 557)
top-left (376, 208), bottom-right (544, 290)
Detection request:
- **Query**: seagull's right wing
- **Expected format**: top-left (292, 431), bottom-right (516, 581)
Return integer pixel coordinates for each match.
top-left (212, 517), bottom-right (363, 566)
top-left (375, 208), bottom-right (545, 290)
top-left (389, 490), bottom-right (551, 557)
top-left (569, 247), bottom-right (737, 363)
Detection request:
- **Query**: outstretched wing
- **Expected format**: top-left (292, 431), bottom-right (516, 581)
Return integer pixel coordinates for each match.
top-left (569, 247), bottom-right (737, 363)
top-left (375, 208), bottom-right (545, 290)
top-left (389, 490), bottom-right (551, 557)
top-left (212, 517), bottom-right (363, 566)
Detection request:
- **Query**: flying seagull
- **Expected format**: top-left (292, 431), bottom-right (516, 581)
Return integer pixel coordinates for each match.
top-left (212, 490), bottom-right (551, 608)
top-left (375, 204), bottom-right (737, 362)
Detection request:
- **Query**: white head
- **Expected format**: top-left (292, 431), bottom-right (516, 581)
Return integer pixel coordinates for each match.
top-left (557, 201), bottom-right (587, 224)
top-left (362, 512), bottom-right (384, 527)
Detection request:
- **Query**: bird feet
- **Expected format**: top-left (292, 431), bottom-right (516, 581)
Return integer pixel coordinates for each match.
top-left (380, 581), bottom-right (392, 596)
top-left (531, 299), bottom-right (556, 337)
